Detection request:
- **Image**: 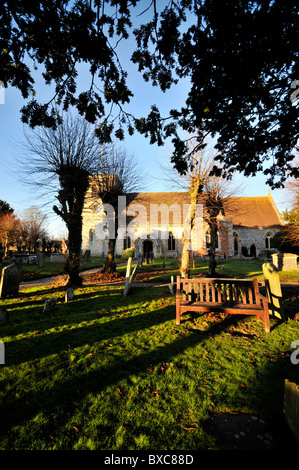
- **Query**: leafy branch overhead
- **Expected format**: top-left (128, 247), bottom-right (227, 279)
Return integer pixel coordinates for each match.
top-left (1, 0), bottom-right (298, 185)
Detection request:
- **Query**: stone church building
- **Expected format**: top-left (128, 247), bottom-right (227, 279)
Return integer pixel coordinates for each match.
top-left (82, 184), bottom-right (284, 260)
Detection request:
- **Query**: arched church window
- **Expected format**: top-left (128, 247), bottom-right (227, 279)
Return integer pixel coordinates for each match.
top-left (124, 235), bottom-right (131, 250)
top-left (89, 229), bottom-right (94, 242)
top-left (205, 230), bottom-right (219, 249)
top-left (168, 232), bottom-right (176, 251)
top-left (265, 232), bottom-right (273, 249)
top-left (233, 232), bottom-right (239, 256)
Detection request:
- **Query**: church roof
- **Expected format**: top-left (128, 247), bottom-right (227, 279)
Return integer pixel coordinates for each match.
top-left (222, 196), bottom-right (284, 228)
top-left (125, 191), bottom-right (283, 228)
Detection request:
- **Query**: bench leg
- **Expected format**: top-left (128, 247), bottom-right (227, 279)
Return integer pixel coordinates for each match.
top-left (176, 302), bottom-right (181, 325)
top-left (262, 305), bottom-right (270, 333)
top-left (263, 312), bottom-right (270, 333)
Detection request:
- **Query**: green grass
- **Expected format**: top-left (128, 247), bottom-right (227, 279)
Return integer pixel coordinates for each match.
top-left (2, 255), bottom-right (298, 285)
top-left (1, 277), bottom-right (299, 450)
top-left (0, 256), bottom-right (105, 280)
top-left (118, 257), bottom-right (299, 284)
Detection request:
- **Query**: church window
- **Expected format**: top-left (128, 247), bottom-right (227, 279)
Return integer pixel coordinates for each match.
top-left (124, 235), bottom-right (131, 250)
top-left (265, 232), bottom-right (273, 249)
top-left (168, 232), bottom-right (176, 251)
top-left (205, 230), bottom-right (219, 249)
top-left (233, 232), bottom-right (239, 256)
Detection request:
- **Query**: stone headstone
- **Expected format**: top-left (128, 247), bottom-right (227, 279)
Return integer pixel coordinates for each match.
top-left (43, 297), bottom-right (58, 313)
top-left (0, 308), bottom-right (9, 325)
top-left (83, 249), bottom-right (91, 263)
top-left (50, 253), bottom-right (67, 264)
top-left (123, 256), bottom-right (142, 297)
top-left (28, 255), bottom-right (37, 265)
top-left (37, 251), bottom-right (44, 268)
top-left (65, 287), bottom-right (75, 302)
top-left (13, 254), bottom-right (29, 265)
top-left (0, 341), bottom-right (4, 364)
top-left (271, 253), bottom-right (298, 271)
top-left (0, 264), bottom-right (22, 298)
top-left (284, 379), bottom-right (299, 444)
top-left (262, 262), bottom-right (286, 321)
top-left (123, 256), bottom-right (133, 297)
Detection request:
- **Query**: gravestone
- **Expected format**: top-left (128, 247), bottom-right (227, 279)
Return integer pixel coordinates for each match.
top-left (123, 256), bottom-right (142, 297)
top-left (50, 253), bottom-right (67, 264)
top-left (284, 379), bottom-right (299, 444)
top-left (0, 308), bottom-right (9, 325)
top-left (43, 297), bottom-right (58, 313)
top-left (168, 275), bottom-right (175, 294)
top-left (0, 341), bottom-right (4, 364)
top-left (65, 287), bottom-right (75, 302)
top-left (0, 264), bottom-right (22, 298)
top-left (262, 262), bottom-right (286, 321)
top-left (123, 257), bottom-right (133, 297)
top-left (28, 255), bottom-right (37, 265)
top-left (83, 249), bottom-right (91, 263)
top-left (13, 254), bottom-right (29, 265)
top-left (271, 253), bottom-right (298, 271)
top-left (37, 251), bottom-right (44, 268)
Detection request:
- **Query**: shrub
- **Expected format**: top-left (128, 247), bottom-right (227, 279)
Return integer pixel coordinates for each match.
top-left (121, 247), bottom-right (135, 259)
top-left (156, 253), bottom-right (165, 259)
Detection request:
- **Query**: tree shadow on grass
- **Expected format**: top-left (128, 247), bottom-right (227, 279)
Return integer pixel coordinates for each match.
top-left (0, 287), bottom-right (125, 337)
top-left (0, 313), bottom-right (235, 437)
top-left (1, 298), bottom-right (298, 450)
top-left (3, 300), bottom-right (175, 367)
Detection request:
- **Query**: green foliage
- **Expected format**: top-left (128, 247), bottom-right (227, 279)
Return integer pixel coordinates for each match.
top-left (1, 1), bottom-right (298, 184)
top-left (121, 247), bottom-right (135, 259)
top-left (282, 209), bottom-right (299, 225)
top-left (272, 230), bottom-right (299, 255)
top-left (0, 200), bottom-right (13, 216)
top-left (156, 253), bottom-right (165, 259)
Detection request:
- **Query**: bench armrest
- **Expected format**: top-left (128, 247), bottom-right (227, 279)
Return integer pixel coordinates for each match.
top-left (258, 293), bottom-right (269, 309)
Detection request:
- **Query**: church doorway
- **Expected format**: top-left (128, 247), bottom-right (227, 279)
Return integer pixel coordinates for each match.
top-left (143, 240), bottom-right (153, 258)
top-left (249, 244), bottom-right (257, 257)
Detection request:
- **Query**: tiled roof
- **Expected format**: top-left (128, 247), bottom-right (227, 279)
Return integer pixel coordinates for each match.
top-left (222, 196), bottom-right (284, 228)
top-left (125, 192), bottom-right (283, 228)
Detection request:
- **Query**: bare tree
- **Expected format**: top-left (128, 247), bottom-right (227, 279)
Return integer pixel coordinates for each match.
top-left (20, 206), bottom-right (48, 252)
top-left (161, 135), bottom-right (242, 277)
top-left (17, 110), bottom-right (134, 286)
top-left (90, 146), bottom-right (141, 273)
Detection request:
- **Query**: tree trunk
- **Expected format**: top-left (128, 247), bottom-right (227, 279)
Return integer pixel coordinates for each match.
top-left (180, 178), bottom-right (202, 278)
top-left (101, 192), bottom-right (119, 274)
top-left (180, 237), bottom-right (191, 278)
top-left (208, 223), bottom-right (218, 276)
top-left (102, 238), bottom-right (117, 274)
top-left (53, 167), bottom-right (90, 288)
top-left (66, 218), bottom-right (83, 287)
top-left (206, 192), bottom-right (224, 277)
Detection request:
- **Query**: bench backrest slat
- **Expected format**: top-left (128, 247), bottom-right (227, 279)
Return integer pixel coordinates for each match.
top-left (177, 276), bottom-right (259, 306)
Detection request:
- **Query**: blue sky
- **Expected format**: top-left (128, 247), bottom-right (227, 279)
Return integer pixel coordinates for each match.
top-left (0, 25), bottom-right (290, 239)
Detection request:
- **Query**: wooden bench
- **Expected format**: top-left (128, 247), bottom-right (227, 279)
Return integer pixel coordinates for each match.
top-left (176, 276), bottom-right (270, 332)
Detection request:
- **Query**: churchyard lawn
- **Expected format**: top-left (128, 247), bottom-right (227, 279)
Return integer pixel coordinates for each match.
top-left (2, 255), bottom-right (298, 284)
top-left (1, 267), bottom-right (299, 450)
top-left (0, 256), bottom-right (105, 281)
